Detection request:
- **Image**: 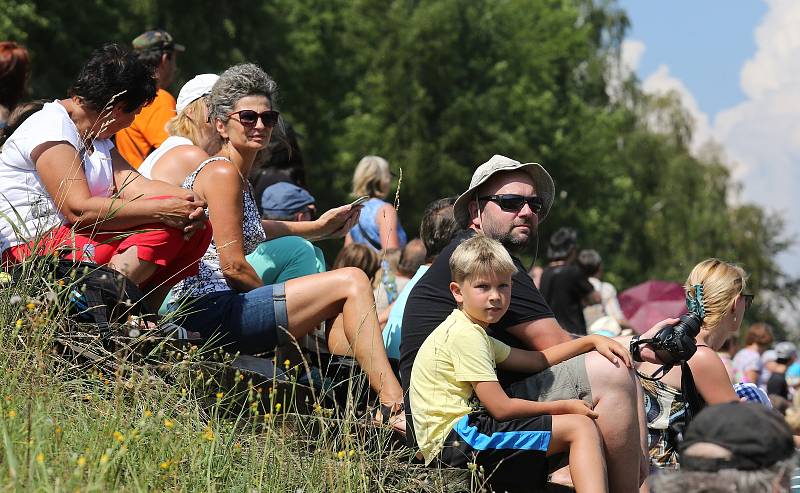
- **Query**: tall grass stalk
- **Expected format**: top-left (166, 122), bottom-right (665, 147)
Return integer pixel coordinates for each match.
top-left (0, 257), bottom-right (470, 492)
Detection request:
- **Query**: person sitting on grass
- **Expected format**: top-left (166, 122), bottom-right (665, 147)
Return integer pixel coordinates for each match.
top-left (410, 234), bottom-right (632, 493)
top-left (0, 44), bottom-right (211, 314)
top-left (167, 63), bottom-right (406, 433)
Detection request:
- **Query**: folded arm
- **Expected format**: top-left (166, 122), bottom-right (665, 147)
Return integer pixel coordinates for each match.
top-left (194, 161), bottom-right (262, 292)
top-left (33, 142), bottom-right (203, 232)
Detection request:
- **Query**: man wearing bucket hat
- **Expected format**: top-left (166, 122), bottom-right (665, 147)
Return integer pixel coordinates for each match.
top-left (116, 29), bottom-right (186, 168)
top-left (401, 155), bottom-right (646, 492)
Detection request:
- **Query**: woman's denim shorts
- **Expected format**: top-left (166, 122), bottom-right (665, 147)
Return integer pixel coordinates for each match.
top-left (172, 283), bottom-right (289, 353)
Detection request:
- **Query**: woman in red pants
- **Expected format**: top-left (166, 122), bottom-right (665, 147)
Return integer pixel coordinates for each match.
top-left (0, 43), bottom-right (211, 310)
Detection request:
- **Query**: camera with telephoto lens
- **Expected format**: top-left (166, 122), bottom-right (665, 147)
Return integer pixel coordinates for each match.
top-left (636, 313), bottom-right (703, 366)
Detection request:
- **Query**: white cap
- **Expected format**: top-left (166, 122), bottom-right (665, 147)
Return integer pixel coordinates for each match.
top-left (176, 74), bottom-right (219, 112)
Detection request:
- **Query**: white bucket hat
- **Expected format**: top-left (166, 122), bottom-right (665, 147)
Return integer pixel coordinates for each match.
top-left (176, 73), bottom-right (219, 113)
top-left (453, 154), bottom-right (555, 228)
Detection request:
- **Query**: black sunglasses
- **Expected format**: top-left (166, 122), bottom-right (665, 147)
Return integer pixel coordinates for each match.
top-left (478, 194), bottom-right (544, 214)
top-left (741, 293), bottom-right (754, 310)
top-left (228, 109), bottom-right (280, 127)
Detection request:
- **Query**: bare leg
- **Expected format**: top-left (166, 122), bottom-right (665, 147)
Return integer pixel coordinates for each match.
top-left (284, 267), bottom-right (403, 406)
top-left (108, 247), bottom-right (163, 313)
top-left (548, 414), bottom-right (608, 493)
top-left (585, 352), bottom-right (641, 493)
top-left (108, 246), bottom-right (158, 285)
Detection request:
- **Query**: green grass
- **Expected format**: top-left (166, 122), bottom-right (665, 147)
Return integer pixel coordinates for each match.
top-left (0, 260), bottom-right (479, 492)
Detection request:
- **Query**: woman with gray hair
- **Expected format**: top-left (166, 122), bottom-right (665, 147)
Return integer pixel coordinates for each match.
top-left (168, 63), bottom-right (406, 432)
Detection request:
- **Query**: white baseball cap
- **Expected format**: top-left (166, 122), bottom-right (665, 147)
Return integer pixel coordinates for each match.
top-left (176, 74), bottom-right (219, 113)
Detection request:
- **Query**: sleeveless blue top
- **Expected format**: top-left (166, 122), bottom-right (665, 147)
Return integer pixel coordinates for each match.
top-left (348, 198), bottom-right (407, 250)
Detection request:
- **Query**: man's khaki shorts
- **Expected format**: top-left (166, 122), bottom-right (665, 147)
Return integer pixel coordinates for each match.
top-left (504, 353), bottom-right (593, 404)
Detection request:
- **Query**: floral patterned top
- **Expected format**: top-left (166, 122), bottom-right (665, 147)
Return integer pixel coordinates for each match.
top-left (642, 377), bottom-right (686, 470)
top-left (170, 157), bottom-right (266, 301)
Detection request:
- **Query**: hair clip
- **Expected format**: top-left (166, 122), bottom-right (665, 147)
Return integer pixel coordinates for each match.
top-left (686, 284), bottom-right (706, 319)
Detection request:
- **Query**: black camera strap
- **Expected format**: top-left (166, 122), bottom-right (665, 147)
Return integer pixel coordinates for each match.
top-left (636, 364), bottom-right (673, 382)
top-left (680, 361), bottom-right (706, 425)
top-left (631, 336), bottom-right (674, 381)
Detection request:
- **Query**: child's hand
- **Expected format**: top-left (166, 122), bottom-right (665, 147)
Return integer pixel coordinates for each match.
top-left (550, 399), bottom-right (599, 419)
top-left (589, 335), bottom-right (632, 368)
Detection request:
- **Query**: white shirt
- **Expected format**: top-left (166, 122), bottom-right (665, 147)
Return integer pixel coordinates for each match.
top-left (0, 101), bottom-right (115, 254)
top-left (137, 135), bottom-right (193, 179)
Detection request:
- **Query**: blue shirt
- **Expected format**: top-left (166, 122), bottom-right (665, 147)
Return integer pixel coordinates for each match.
top-left (382, 265), bottom-right (428, 360)
top-left (348, 198), bottom-right (407, 250)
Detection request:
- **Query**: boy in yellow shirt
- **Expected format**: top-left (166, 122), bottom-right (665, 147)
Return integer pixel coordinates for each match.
top-left (409, 234), bottom-right (631, 492)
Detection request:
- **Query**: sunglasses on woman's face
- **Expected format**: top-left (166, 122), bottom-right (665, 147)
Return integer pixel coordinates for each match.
top-left (479, 194), bottom-right (544, 214)
top-left (228, 109), bottom-right (280, 128)
top-left (741, 293), bottom-right (754, 310)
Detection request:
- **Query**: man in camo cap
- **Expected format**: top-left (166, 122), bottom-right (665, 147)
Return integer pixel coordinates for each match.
top-left (116, 29), bottom-right (185, 168)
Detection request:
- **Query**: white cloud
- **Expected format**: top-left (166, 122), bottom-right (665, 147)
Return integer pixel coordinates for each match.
top-left (641, 64), bottom-right (713, 154)
top-left (621, 39), bottom-right (646, 74)
top-left (713, 0), bottom-right (800, 276)
top-left (627, 0), bottom-right (800, 280)
top-left (739, 0), bottom-right (800, 100)
top-left (606, 39), bottom-right (647, 101)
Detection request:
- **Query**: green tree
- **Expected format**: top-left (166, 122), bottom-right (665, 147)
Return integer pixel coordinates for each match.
top-left (2, 0), bottom-right (795, 331)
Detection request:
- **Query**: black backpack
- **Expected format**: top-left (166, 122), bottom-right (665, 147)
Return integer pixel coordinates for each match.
top-left (10, 259), bottom-right (146, 341)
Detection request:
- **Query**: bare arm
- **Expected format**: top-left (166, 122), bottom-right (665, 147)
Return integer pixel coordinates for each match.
top-left (616, 318), bottom-right (681, 365)
top-left (499, 335), bottom-right (631, 374)
top-left (689, 348), bottom-right (738, 404)
top-left (262, 204), bottom-right (361, 241)
top-left (504, 317), bottom-right (572, 351)
top-left (33, 142), bottom-right (203, 231)
top-left (473, 380), bottom-right (598, 422)
top-left (149, 145), bottom-right (209, 187)
top-left (194, 161), bottom-right (263, 292)
top-left (376, 202), bottom-right (400, 249)
top-left (111, 148), bottom-right (198, 200)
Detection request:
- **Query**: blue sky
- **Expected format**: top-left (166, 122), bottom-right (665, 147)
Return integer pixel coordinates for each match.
top-left (619, 0), bottom-right (767, 116)
top-left (617, 0), bottom-right (800, 319)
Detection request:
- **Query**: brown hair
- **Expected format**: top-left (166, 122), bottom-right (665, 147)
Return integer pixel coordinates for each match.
top-left (0, 42), bottom-right (30, 110)
top-left (333, 244), bottom-right (380, 281)
top-left (744, 322), bottom-right (774, 347)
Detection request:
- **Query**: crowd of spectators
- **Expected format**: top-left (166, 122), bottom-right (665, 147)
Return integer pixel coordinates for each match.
top-left (1, 32), bottom-right (797, 493)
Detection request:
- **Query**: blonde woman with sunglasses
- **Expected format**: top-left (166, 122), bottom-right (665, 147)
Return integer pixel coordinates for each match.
top-left (168, 64), bottom-right (406, 433)
top-left (619, 258), bottom-right (754, 474)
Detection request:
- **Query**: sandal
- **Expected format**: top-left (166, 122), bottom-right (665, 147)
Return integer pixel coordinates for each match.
top-left (375, 401), bottom-right (406, 436)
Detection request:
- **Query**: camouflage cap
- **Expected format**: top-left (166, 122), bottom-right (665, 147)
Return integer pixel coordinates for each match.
top-left (131, 30), bottom-right (185, 53)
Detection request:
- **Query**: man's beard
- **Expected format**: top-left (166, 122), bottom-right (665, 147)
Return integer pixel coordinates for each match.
top-left (486, 223), bottom-right (536, 252)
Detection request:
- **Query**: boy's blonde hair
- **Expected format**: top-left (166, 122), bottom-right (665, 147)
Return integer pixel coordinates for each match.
top-left (449, 234), bottom-right (516, 284)
top-left (685, 258), bottom-right (747, 335)
top-left (352, 155), bottom-right (391, 198)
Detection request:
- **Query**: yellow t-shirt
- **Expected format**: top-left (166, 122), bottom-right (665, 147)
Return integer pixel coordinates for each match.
top-left (115, 88), bottom-right (176, 168)
top-left (409, 309), bottom-right (511, 464)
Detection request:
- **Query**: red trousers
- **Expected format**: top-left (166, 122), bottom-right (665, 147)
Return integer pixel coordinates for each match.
top-left (2, 221), bottom-right (212, 292)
